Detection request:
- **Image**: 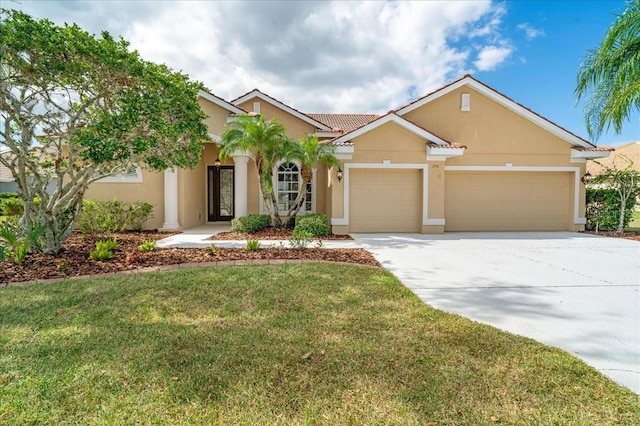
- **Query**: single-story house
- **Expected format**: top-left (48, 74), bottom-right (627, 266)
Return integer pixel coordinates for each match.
top-left (83, 74), bottom-right (613, 234)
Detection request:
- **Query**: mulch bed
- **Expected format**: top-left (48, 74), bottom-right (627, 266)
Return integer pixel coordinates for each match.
top-left (1, 231), bottom-right (379, 285)
top-left (582, 230), bottom-right (640, 241)
top-left (208, 227), bottom-right (353, 241)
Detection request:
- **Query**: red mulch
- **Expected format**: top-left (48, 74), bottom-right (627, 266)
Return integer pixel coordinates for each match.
top-left (582, 230), bottom-right (640, 241)
top-left (1, 231), bottom-right (379, 285)
top-left (208, 227), bottom-right (353, 241)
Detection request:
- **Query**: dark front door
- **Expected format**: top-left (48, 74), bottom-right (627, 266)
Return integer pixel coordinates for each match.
top-left (208, 165), bottom-right (234, 221)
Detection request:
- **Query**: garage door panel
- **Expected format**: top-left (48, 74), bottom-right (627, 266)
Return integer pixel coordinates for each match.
top-left (445, 172), bottom-right (570, 231)
top-left (350, 169), bottom-right (420, 233)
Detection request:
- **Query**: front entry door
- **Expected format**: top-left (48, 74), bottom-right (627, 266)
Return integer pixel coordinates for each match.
top-left (208, 165), bottom-right (234, 221)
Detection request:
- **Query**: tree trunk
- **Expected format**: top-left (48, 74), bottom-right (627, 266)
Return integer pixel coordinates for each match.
top-left (617, 191), bottom-right (627, 233)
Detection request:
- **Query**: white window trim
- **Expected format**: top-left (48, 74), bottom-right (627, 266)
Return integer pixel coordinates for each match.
top-left (96, 167), bottom-right (143, 183)
top-left (259, 161), bottom-right (317, 215)
top-left (444, 165), bottom-right (585, 225)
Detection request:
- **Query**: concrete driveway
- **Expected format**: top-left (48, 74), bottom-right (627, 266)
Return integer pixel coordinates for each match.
top-left (351, 232), bottom-right (640, 393)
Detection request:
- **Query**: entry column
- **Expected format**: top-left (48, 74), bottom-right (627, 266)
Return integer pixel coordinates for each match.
top-left (161, 168), bottom-right (180, 230)
top-left (233, 153), bottom-right (249, 217)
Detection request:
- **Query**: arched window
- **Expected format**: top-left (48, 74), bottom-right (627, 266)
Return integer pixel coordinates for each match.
top-left (277, 162), bottom-right (299, 211)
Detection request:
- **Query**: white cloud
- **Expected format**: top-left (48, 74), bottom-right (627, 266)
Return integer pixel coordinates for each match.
top-left (474, 46), bottom-right (513, 71)
top-left (12, 0), bottom-right (515, 113)
top-left (517, 23), bottom-right (545, 40)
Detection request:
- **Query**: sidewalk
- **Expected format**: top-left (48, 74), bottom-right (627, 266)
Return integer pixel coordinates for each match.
top-left (156, 224), bottom-right (362, 249)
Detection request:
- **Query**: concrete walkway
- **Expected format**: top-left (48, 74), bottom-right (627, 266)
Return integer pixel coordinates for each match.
top-left (156, 224), bottom-right (362, 249)
top-left (350, 232), bottom-right (640, 394)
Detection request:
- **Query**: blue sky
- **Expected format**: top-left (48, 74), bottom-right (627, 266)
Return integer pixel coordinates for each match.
top-left (476, 1), bottom-right (638, 146)
top-left (8, 1), bottom-right (640, 147)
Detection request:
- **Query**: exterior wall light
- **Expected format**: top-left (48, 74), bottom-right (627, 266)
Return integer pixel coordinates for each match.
top-left (214, 157), bottom-right (221, 167)
top-left (581, 172), bottom-right (593, 184)
top-left (336, 167), bottom-right (343, 182)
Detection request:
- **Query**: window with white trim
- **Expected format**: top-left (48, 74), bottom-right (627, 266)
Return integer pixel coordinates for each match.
top-left (96, 166), bottom-right (143, 183)
top-left (277, 162), bottom-right (299, 211)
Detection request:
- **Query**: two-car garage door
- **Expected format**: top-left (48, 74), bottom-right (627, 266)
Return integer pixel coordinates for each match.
top-left (444, 172), bottom-right (570, 231)
top-left (347, 169), bottom-right (571, 233)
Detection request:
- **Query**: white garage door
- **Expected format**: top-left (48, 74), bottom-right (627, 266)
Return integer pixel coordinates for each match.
top-left (445, 172), bottom-right (570, 231)
top-left (349, 169), bottom-right (421, 232)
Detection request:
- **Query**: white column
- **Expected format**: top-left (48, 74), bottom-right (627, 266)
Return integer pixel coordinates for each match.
top-left (161, 168), bottom-right (180, 230)
top-left (233, 154), bottom-right (249, 218)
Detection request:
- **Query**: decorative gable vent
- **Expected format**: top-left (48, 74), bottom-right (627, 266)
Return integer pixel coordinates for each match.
top-left (253, 101), bottom-right (261, 114)
top-left (461, 93), bottom-right (470, 112)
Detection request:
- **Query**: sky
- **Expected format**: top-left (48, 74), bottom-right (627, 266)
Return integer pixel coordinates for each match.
top-left (7, 0), bottom-right (640, 147)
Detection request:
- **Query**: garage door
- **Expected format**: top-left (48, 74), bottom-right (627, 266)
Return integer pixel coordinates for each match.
top-left (445, 172), bottom-right (570, 231)
top-left (350, 169), bottom-right (421, 232)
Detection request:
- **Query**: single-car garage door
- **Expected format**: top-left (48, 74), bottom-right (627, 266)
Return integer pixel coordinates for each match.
top-left (445, 172), bottom-right (570, 231)
top-left (350, 169), bottom-right (421, 232)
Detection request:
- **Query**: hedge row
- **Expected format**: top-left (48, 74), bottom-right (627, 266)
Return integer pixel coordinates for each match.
top-left (585, 188), bottom-right (636, 231)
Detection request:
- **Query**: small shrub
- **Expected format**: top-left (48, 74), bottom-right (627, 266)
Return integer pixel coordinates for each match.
top-left (12, 241), bottom-right (28, 265)
top-left (245, 239), bottom-right (261, 251)
top-left (126, 202), bottom-right (154, 231)
top-left (289, 229), bottom-right (313, 250)
top-left (294, 214), bottom-right (331, 237)
top-left (206, 244), bottom-right (221, 257)
top-left (231, 214), bottom-right (271, 233)
top-left (125, 251), bottom-right (140, 265)
top-left (0, 245), bottom-right (5, 262)
top-left (0, 196), bottom-right (23, 217)
top-left (90, 238), bottom-right (118, 261)
top-left (0, 221), bottom-right (30, 264)
top-left (90, 248), bottom-right (114, 261)
top-left (78, 199), bottom-right (127, 234)
top-left (56, 258), bottom-right (69, 273)
top-left (138, 240), bottom-right (157, 252)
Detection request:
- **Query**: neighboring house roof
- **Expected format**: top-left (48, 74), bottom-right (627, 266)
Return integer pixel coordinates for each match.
top-left (307, 113), bottom-right (379, 132)
top-left (198, 90), bottom-right (246, 115)
top-left (330, 112), bottom-right (456, 147)
top-left (231, 89), bottom-right (332, 131)
top-left (586, 142), bottom-right (640, 175)
top-left (396, 74), bottom-right (597, 150)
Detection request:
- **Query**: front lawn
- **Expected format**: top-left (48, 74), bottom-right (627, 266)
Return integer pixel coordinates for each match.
top-left (0, 264), bottom-right (637, 425)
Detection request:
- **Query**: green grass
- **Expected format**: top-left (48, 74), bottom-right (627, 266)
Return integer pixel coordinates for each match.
top-left (626, 210), bottom-right (640, 231)
top-left (1, 264), bottom-right (638, 425)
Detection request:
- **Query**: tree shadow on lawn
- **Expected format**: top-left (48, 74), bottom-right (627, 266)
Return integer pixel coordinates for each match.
top-left (0, 264), bottom-right (637, 424)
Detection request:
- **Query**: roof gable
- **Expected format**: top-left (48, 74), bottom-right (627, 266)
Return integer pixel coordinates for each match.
top-left (331, 112), bottom-right (453, 146)
top-left (232, 89), bottom-right (331, 131)
top-left (396, 75), bottom-right (595, 149)
top-left (198, 90), bottom-right (246, 115)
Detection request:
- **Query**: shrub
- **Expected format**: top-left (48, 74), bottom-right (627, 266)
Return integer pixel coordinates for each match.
top-left (586, 188), bottom-right (636, 231)
top-left (0, 221), bottom-right (37, 264)
top-left (245, 239), bottom-right (261, 251)
top-left (294, 214), bottom-right (331, 237)
top-left (0, 245), bottom-right (5, 262)
top-left (231, 214), bottom-right (271, 233)
top-left (89, 238), bottom-right (118, 261)
top-left (78, 200), bottom-right (153, 233)
top-left (126, 202), bottom-right (154, 231)
top-left (0, 196), bottom-right (23, 216)
top-left (206, 244), bottom-right (221, 257)
top-left (289, 229), bottom-right (313, 250)
top-left (138, 240), bottom-right (157, 252)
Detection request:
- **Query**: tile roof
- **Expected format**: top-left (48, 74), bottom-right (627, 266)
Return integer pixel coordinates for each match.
top-left (586, 142), bottom-right (640, 175)
top-left (307, 114), bottom-right (379, 132)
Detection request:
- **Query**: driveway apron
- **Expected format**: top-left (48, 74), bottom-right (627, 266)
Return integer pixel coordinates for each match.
top-left (351, 232), bottom-right (640, 393)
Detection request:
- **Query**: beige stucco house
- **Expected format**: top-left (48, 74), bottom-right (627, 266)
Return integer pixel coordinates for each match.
top-left (84, 75), bottom-right (612, 233)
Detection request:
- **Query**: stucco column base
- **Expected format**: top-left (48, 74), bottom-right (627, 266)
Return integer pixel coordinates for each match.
top-left (332, 225), bottom-right (349, 235)
top-left (421, 225), bottom-right (445, 234)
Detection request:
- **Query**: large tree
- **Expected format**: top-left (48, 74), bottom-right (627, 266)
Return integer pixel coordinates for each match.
top-left (576, 0), bottom-right (640, 140)
top-left (286, 134), bottom-right (340, 219)
top-left (219, 114), bottom-right (297, 227)
top-left (0, 10), bottom-right (209, 253)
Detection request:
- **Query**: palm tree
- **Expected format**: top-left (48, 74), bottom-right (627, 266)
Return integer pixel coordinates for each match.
top-left (219, 114), bottom-right (297, 227)
top-left (286, 135), bottom-right (340, 219)
top-left (576, 0), bottom-right (640, 140)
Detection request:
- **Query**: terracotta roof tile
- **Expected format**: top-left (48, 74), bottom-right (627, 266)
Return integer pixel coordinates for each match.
top-left (586, 142), bottom-right (640, 175)
top-left (307, 114), bottom-right (379, 132)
